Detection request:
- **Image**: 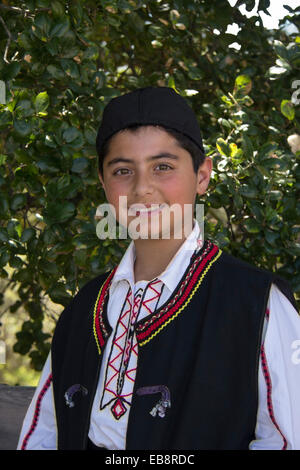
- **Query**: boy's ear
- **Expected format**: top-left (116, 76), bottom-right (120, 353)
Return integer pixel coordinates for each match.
top-left (196, 157), bottom-right (212, 196)
top-left (97, 169), bottom-right (106, 191)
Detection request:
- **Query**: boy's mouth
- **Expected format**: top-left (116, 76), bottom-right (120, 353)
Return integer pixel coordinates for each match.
top-left (128, 203), bottom-right (167, 216)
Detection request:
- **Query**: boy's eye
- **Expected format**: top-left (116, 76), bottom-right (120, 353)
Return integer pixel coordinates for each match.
top-left (155, 163), bottom-right (172, 171)
top-left (113, 168), bottom-right (132, 175)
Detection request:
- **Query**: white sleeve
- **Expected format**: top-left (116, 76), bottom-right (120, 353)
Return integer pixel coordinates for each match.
top-left (17, 352), bottom-right (57, 450)
top-left (250, 283), bottom-right (300, 450)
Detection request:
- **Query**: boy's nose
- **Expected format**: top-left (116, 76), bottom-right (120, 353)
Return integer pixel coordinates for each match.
top-left (133, 172), bottom-right (154, 197)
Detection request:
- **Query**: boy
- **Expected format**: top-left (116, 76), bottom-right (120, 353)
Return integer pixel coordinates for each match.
top-left (18, 87), bottom-right (300, 450)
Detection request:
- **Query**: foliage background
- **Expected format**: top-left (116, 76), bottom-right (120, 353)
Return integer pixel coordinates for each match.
top-left (0, 0), bottom-right (299, 385)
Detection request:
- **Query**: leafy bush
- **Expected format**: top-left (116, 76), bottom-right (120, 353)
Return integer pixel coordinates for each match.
top-left (0, 0), bottom-right (299, 370)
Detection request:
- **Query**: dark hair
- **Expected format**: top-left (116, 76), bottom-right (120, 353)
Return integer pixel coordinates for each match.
top-left (96, 124), bottom-right (205, 177)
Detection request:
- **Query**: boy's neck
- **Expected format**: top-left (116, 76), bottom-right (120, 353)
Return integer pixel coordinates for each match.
top-left (133, 229), bottom-right (193, 283)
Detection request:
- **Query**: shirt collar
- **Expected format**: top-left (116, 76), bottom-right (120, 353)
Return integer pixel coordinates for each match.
top-left (110, 219), bottom-right (202, 293)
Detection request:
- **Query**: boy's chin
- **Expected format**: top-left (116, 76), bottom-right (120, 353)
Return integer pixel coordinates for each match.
top-left (127, 221), bottom-right (190, 241)
top-left (116, 212), bottom-right (194, 241)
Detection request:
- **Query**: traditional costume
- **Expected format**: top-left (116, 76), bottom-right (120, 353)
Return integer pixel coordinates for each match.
top-left (18, 221), bottom-right (300, 450)
top-left (17, 87), bottom-right (300, 450)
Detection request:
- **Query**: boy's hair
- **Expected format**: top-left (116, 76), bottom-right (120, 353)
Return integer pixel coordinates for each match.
top-left (97, 124), bottom-right (205, 177)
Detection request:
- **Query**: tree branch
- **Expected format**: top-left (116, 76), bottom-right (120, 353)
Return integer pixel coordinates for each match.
top-left (0, 5), bottom-right (50, 14)
top-left (0, 14), bottom-right (12, 63)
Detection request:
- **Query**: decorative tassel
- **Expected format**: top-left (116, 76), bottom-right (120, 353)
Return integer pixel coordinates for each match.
top-left (136, 385), bottom-right (171, 418)
top-left (64, 384), bottom-right (88, 408)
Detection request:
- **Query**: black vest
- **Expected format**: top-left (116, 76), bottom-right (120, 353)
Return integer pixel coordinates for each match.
top-left (51, 240), bottom-right (297, 450)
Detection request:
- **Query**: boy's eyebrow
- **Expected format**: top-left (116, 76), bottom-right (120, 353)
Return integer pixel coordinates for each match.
top-left (106, 153), bottom-right (179, 167)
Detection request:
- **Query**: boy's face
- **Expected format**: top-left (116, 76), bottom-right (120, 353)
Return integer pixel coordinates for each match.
top-left (99, 126), bottom-right (212, 239)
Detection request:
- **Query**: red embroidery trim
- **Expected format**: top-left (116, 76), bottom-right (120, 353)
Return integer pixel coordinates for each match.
top-left (135, 240), bottom-right (216, 333)
top-left (101, 280), bottom-right (164, 419)
top-left (94, 267), bottom-right (117, 349)
top-left (104, 287), bottom-right (133, 397)
top-left (20, 373), bottom-right (53, 450)
top-left (260, 344), bottom-right (287, 450)
top-left (141, 279), bottom-right (163, 315)
top-left (136, 243), bottom-right (219, 343)
top-left (93, 240), bottom-right (220, 352)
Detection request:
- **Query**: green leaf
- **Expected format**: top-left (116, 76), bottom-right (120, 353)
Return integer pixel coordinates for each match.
top-left (258, 0), bottom-right (271, 14)
top-left (285, 245), bottom-right (300, 257)
top-left (265, 244), bottom-right (281, 255)
top-left (48, 283), bottom-right (72, 305)
top-left (242, 135), bottom-right (254, 159)
top-left (0, 154), bottom-right (7, 165)
top-left (233, 194), bottom-right (243, 209)
top-left (39, 259), bottom-right (59, 274)
top-left (129, 12), bottom-right (145, 32)
top-left (216, 138), bottom-right (231, 157)
top-left (71, 157), bottom-right (89, 173)
top-left (280, 100), bottom-right (295, 121)
top-left (14, 333), bottom-right (32, 355)
top-left (51, 0), bottom-right (66, 17)
top-left (264, 230), bottom-right (280, 246)
top-left (236, 0), bottom-right (256, 11)
top-left (230, 143), bottom-right (242, 159)
top-left (35, 91), bottom-right (50, 114)
top-left (218, 118), bottom-right (232, 129)
top-left (47, 64), bottom-right (65, 79)
top-left (15, 100), bottom-right (34, 117)
top-left (0, 249), bottom-right (10, 267)
top-left (0, 111), bottom-right (12, 129)
top-left (61, 59), bottom-right (79, 79)
top-left (234, 75), bottom-right (252, 97)
top-left (21, 228), bottom-right (36, 242)
top-left (244, 218), bottom-right (261, 233)
top-left (50, 20), bottom-right (70, 38)
top-left (239, 185), bottom-right (258, 199)
top-left (202, 103), bottom-right (217, 115)
top-left (221, 95), bottom-right (233, 107)
top-left (14, 269), bottom-right (32, 283)
top-left (0, 196), bottom-right (9, 215)
top-left (60, 46), bottom-right (80, 59)
top-left (84, 127), bottom-right (97, 145)
top-left (2, 62), bottom-right (21, 80)
top-left (36, 155), bottom-right (61, 173)
top-left (63, 127), bottom-right (80, 143)
top-left (13, 119), bottom-right (32, 136)
top-left (42, 227), bottom-right (56, 244)
top-left (74, 248), bottom-right (87, 266)
top-left (0, 228), bottom-right (8, 242)
top-left (10, 256), bottom-right (24, 269)
top-left (269, 190), bottom-right (283, 201)
top-left (43, 201), bottom-right (76, 224)
top-left (10, 194), bottom-right (27, 211)
top-left (273, 40), bottom-right (289, 61)
top-left (82, 45), bottom-right (99, 61)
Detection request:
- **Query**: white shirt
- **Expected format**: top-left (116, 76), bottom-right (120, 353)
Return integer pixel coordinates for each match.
top-left (17, 221), bottom-right (300, 450)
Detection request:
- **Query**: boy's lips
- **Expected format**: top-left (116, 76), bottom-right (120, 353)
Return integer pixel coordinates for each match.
top-left (128, 203), bottom-right (167, 216)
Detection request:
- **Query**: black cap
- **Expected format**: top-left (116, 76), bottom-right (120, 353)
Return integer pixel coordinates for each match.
top-left (96, 86), bottom-right (204, 155)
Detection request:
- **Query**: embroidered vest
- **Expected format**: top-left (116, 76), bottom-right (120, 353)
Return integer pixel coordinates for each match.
top-left (51, 240), bottom-right (297, 450)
